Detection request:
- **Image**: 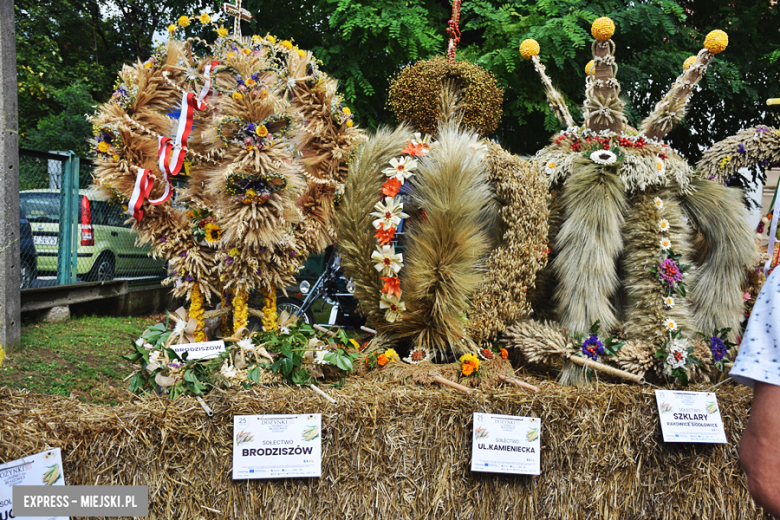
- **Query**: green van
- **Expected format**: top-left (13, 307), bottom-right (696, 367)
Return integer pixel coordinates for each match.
top-left (19, 189), bottom-right (166, 281)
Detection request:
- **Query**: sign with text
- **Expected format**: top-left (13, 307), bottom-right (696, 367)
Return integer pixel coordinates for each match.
top-left (655, 390), bottom-right (727, 443)
top-left (232, 414), bottom-right (322, 480)
top-left (471, 413), bottom-right (541, 475)
top-left (170, 340), bottom-right (225, 361)
top-left (0, 447), bottom-right (67, 520)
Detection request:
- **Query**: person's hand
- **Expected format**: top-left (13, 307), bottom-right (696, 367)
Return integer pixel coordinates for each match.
top-left (739, 381), bottom-right (780, 517)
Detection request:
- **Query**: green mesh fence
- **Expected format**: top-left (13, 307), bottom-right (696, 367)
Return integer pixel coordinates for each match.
top-left (19, 149), bottom-right (167, 289)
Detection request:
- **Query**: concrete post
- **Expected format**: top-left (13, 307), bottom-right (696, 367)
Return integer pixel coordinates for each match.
top-left (0, 0), bottom-right (20, 354)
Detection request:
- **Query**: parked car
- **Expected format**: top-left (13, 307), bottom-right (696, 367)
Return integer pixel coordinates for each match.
top-left (19, 206), bottom-right (37, 289)
top-left (19, 189), bottom-right (166, 281)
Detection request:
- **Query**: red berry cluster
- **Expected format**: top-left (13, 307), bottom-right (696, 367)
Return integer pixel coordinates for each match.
top-left (585, 136), bottom-right (610, 150)
top-left (570, 138), bottom-right (582, 152)
top-left (616, 136), bottom-right (647, 149)
top-left (554, 132), bottom-right (568, 145)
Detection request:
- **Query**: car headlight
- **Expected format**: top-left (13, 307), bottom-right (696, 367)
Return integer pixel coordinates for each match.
top-left (299, 280), bottom-right (311, 295)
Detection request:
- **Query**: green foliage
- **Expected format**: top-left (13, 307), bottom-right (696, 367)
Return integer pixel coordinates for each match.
top-left (18, 0), bottom-right (780, 163)
top-left (256, 323), bottom-right (359, 386)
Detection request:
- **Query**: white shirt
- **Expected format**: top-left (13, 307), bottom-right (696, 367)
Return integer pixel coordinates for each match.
top-left (731, 268), bottom-right (780, 388)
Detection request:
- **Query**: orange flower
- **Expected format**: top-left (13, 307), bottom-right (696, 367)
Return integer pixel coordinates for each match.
top-left (462, 363), bottom-right (474, 376)
top-left (401, 141), bottom-right (428, 156)
top-left (382, 177), bottom-right (402, 197)
top-left (380, 276), bottom-right (401, 298)
top-left (374, 225), bottom-right (396, 246)
top-left (468, 359), bottom-right (479, 369)
top-left (377, 354), bottom-right (389, 366)
top-left (500, 348), bottom-right (508, 360)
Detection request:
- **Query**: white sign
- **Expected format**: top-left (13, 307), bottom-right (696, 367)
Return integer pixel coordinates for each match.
top-left (471, 413), bottom-right (541, 475)
top-left (0, 447), bottom-right (68, 520)
top-left (655, 390), bottom-right (727, 444)
top-left (170, 340), bottom-right (226, 361)
top-left (232, 414), bottom-right (322, 480)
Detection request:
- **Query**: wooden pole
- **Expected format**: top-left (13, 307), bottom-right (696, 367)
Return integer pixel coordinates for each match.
top-left (499, 375), bottom-right (541, 393)
top-left (0, 0), bottom-right (20, 355)
top-left (429, 372), bottom-right (472, 394)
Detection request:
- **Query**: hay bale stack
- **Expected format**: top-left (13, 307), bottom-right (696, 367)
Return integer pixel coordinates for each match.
top-left (0, 383), bottom-right (769, 519)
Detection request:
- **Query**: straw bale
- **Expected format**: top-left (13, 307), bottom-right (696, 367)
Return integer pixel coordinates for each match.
top-left (0, 381), bottom-right (771, 519)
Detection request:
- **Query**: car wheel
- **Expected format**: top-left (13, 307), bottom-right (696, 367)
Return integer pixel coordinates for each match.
top-left (20, 260), bottom-right (36, 289)
top-left (87, 253), bottom-right (115, 282)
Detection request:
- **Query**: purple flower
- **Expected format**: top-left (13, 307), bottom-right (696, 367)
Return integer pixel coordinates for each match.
top-left (659, 258), bottom-right (684, 287)
top-left (288, 249), bottom-right (297, 258)
top-left (184, 275), bottom-right (194, 282)
top-left (709, 336), bottom-right (727, 362)
top-left (247, 123), bottom-right (255, 132)
top-left (737, 143), bottom-right (746, 154)
top-left (180, 251), bottom-right (188, 257)
top-left (255, 268), bottom-right (263, 275)
top-left (581, 334), bottom-right (605, 360)
top-left (225, 256), bottom-right (233, 265)
top-left (160, 235), bottom-right (167, 243)
top-left (756, 126), bottom-right (770, 133)
top-left (168, 362), bottom-right (184, 369)
top-left (259, 247), bottom-right (267, 254)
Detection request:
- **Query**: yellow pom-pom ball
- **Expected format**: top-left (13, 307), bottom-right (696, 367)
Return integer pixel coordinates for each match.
top-left (585, 60), bottom-right (595, 76)
top-left (519, 39), bottom-right (540, 60)
top-left (704, 30), bottom-right (728, 54)
top-left (178, 15), bottom-right (191, 28)
top-left (591, 17), bottom-right (615, 41)
top-left (683, 56), bottom-right (696, 71)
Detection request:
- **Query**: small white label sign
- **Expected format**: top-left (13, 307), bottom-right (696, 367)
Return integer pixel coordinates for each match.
top-left (471, 413), bottom-right (540, 475)
top-left (0, 447), bottom-right (67, 520)
top-left (170, 340), bottom-right (226, 361)
top-left (655, 390), bottom-right (727, 444)
top-left (232, 414), bottom-right (322, 480)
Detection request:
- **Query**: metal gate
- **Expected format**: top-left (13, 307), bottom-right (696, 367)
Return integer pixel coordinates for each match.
top-left (19, 149), bottom-right (167, 289)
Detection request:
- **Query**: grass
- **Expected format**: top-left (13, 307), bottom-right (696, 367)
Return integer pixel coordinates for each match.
top-left (1, 315), bottom-right (155, 405)
top-left (1, 301), bottom-right (368, 406)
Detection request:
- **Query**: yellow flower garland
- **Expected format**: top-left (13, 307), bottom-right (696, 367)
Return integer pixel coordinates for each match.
top-left (190, 284), bottom-right (207, 342)
top-left (262, 290), bottom-right (278, 332)
top-left (233, 288), bottom-right (249, 333)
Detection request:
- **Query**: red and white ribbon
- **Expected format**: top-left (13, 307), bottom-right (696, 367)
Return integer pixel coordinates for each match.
top-left (128, 62), bottom-right (217, 221)
top-left (127, 168), bottom-right (154, 220)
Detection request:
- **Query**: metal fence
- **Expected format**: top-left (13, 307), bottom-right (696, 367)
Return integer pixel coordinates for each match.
top-left (19, 149), bottom-right (167, 290)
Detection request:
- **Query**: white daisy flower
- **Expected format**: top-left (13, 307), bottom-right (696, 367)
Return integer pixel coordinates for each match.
top-left (655, 157), bottom-right (665, 174)
top-left (379, 293), bottom-right (406, 323)
top-left (403, 347), bottom-right (431, 364)
top-left (279, 326), bottom-right (290, 335)
top-left (545, 160), bottom-right (557, 174)
top-left (370, 197), bottom-right (409, 230)
top-left (666, 340), bottom-right (688, 369)
top-left (590, 150), bottom-right (617, 165)
top-left (654, 197), bottom-right (664, 210)
top-left (664, 296), bottom-right (675, 308)
top-left (659, 219), bottom-right (670, 233)
top-left (371, 245), bottom-right (404, 276)
top-left (313, 348), bottom-right (330, 365)
top-left (660, 238), bottom-right (672, 250)
top-left (135, 337), bottom-right (145, 347)
top-left (664, 318), bottom-right (678, 332)
top-left (383, 156), bottom-right (417, 183)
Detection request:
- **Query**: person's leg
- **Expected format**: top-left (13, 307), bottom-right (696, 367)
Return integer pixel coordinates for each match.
top-left (739, 381), bottom-right (780, 516)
